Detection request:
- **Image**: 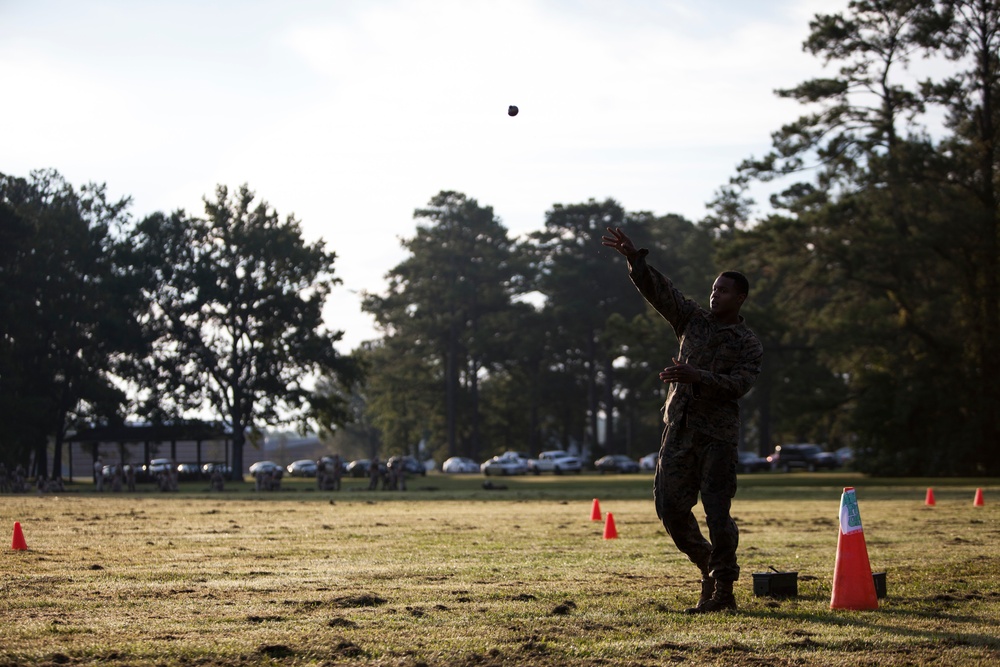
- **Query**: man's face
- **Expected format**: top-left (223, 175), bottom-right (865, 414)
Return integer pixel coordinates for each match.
top-left (710, 276), bottom-right (745, 318)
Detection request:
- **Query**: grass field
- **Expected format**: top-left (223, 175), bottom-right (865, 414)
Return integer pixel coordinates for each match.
top-left (1, 472), bottom-right (998, 666)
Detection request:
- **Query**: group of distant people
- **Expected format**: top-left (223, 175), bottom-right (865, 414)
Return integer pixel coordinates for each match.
top-left (0, 453), bottom-right (422, 495)
top-left (253, 465), bottom-right (282, 492)
top-left (248, 453), bottom-right (412, 493)
top-left (93, 458), bottom-right (142, 492)
top-left (90, 457), bottom-right (225, 493)
top-left (0, 463), bottom-right (63, 494)
top-left (316, 454), bottom-right (342, 491)
top-left (367, 455), bottom-right (409, 492)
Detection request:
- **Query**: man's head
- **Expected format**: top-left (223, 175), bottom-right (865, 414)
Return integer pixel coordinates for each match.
top-left (710, 271), bottom-right (749, 321)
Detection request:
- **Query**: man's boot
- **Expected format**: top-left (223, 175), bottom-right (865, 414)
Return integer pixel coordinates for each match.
top-left (685, 578), bottom-right (737, 614)
top-left (683, 576), bottom-right (716, 614)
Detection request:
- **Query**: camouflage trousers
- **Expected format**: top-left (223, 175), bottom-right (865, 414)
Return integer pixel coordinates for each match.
top-left (653, 423), bottom-right (740, 582)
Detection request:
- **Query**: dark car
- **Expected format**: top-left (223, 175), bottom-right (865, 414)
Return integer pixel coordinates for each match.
top-left (176, 463), bottom-right (202, 481)
top-left (767, 443), bottom-right (838, 472)
top-left (400, 456), bottom-right (427, 476)
top-left (738, 450), bottom-right (770, 473)
top-left (347, 459), bottom-right (386, 478)
top-left (594, 454), bottom-right (640, 473)
top-left (201, 462), bottom-right (234, 480)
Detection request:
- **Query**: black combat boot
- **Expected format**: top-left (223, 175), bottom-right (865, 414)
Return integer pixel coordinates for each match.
top-left (683, 576), bottom-right (716, 614)
top-left (685, 578), bottom-right (737, 614)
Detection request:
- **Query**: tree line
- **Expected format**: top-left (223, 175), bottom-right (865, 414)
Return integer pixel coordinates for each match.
top-left (2, 0), bottom-right (997, 476)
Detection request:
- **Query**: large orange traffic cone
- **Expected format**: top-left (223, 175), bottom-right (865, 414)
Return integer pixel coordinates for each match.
top-left (973, 488), bottom-right (984, 507)
top-left (830, 487), bottom-right (878, 610)
top-left (603, 512), bottom-right (618, 539)
top-left (925, 488), bottom-right (936, 506)
top-left (590, 498), bottom-right (602, 521)
top-left (11, 522), bottom-right (27, 551)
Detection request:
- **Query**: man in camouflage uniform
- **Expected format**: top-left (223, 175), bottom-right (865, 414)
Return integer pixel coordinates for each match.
top-left (603, 227), bottom-right (763, 613)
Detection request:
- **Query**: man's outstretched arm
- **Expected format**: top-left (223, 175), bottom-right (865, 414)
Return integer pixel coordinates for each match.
top-left (602, 226), bottom-right (695, 331)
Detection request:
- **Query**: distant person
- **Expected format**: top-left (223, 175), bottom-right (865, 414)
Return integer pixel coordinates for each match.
top-left (330, 454), bottom-right (342, 491)
top-left (126, 464), bottom-right (136, 492)
top-left (367, 456), bottom-right (380, 491)
top-left (210, 467), bottom-right (225, 492)
top-left (94, 457), bottom-right (105, 492)
top-left (111, 464), bottom-right (124, 492)
top-left (316, 458), bottom-right (327, 491)
top-left (603, 226), bottom-right (763, 614)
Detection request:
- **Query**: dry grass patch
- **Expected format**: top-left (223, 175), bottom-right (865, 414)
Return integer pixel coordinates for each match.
top-left (0, 482), bottom-right (998, 665)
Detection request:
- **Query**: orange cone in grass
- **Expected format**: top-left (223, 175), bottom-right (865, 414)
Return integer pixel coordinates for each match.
top-left (603, 512), bottom-right (618, 539)
top-left (830, 487), bottom-right (878, 610)
top-left (11, 522), bottom-right (27, 551)
top-left (974, 488), bottom-right (984, 507)
top-left (925, 488), bottom-right (936, 506)
top-left (590, 498), bottom-right (602, 521)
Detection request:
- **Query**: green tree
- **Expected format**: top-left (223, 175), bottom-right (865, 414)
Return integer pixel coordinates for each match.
top-left (362, 191), bottom-right (524, 460)
top-left (127, 184), bottom-right (356, 477)
top-left (527, 199), bottom-right (646, 456)
top-left (716, 0), bottom-right (1000, 473)
top-left (0, 170), bottom-right (137, 476)
top-left (918, 0), bottom-right (1000, 473)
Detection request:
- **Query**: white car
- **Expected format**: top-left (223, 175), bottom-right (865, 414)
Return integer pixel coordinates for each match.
top-left (527, 450), bottom-right (582, 475)
top-left (249, 460), bottom-right (283, 478)
top-left (481, 452), bottom-right (528, 476)
top-left (442, 456), bottom-right (480, 474)
top-left (639, 452), bottom-right (657, 471)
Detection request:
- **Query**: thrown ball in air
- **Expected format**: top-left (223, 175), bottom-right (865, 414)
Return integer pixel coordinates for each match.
top-left (508, 105), bottom-right (518, 117)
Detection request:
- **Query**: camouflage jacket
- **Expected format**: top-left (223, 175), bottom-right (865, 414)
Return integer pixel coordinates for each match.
top-left (628, 249), bottom-right (763, 443)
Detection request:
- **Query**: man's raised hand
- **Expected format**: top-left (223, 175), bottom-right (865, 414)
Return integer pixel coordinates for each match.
top-left (601, 227), bottom-right (638, 257)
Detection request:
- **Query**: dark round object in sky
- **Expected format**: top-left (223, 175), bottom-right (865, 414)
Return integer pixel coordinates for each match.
top-left (508, 105), bottom-right (518, 117)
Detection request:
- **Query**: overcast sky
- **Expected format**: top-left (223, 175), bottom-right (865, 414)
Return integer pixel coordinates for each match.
top-left (1, 0), bottom-right (846, 352)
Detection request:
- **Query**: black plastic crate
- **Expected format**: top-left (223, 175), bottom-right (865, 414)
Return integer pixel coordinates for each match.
top-left (752, 568), bottom-right (798, 597)
top-left (873, 571), bottom-right (887, 598)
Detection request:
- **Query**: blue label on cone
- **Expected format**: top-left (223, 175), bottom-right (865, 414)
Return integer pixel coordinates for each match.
top-left (840, 488), bottom-right (863, 535)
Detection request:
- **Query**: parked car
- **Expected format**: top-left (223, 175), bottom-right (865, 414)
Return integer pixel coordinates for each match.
top-left (737, 450), bottom-right (770, 473)
top-left (101, 464), bottom-right (125, 481)
top-left (249, 460), bottom-right (284, 478)
top-left (526, 450), bottom-right (582, 475)
top-left (148, 458), bottom-right (174, 475)
top-left (201, 462), bottom-right (234, 480)
top-left (176, 462), bottom-right (201, 481)
top-left (347, 458), bottom-right (387, 478)
top-left (442, 456), bottom-right (480, 474)
top-left (594, 454), bottom-right (641, 473)
top-left (767, 443), bottom-right (838, 472)
top-left (400, 455), bottom-right (427, 476)
top-left (639, 452), bottom-right (658, 471)
top-left (286, 459), bottom-right (318, 477)
top-left (481, 451), bottom-right (529, 476)
top-left (835, 447), bottom-right (855, 467)
top-left (133, 458), bottom-right (174, 482)
top-left (319, 455), bottom-right (348, 475)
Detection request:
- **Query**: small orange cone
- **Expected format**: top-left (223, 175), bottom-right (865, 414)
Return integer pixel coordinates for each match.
top-left (925, 488), bottom-right (936, 506)
top-left (590, 498), bottom-right (602, 521)
top-left (11, 522), bottom-right (27, 551)
top-left (830, 487), bottom-right (878, 610)
top-left (603, 512), bottom-right (618, 539)
top-left (973, 488), bottom-right (984, 507)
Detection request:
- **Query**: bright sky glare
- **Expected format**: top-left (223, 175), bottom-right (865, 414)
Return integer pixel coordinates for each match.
top-left (1, 0), bottom-right (846, 352)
